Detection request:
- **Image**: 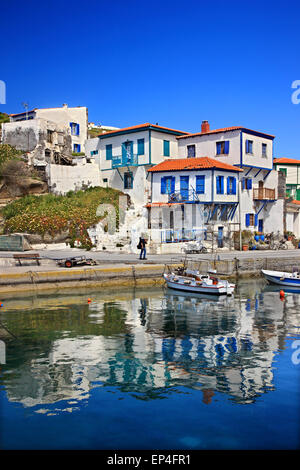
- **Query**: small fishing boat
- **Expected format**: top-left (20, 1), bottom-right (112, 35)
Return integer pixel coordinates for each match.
top-left (163, 269), bottom-right (235, 296)
top-left (261, 269), bottom-right (300, 288)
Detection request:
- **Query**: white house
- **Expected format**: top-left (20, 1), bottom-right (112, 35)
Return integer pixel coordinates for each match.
top-left (10, 104), bottom-right (88, 154)
top-left (146, 156), bottom-right (243, 251)
top-left (176, 121), bottom-right (284, 234)
top-left (85, 123), bottom-right (188, 206)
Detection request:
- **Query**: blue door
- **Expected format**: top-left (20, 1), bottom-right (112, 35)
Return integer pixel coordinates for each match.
top-left (180, 176), bottom-right (189, 201)
top-left (218, 226), bottom-right (223, 248)
top-left (258, 219), bottom-right (263, 233)
top-left (122, 141), bottom-right (133, 165)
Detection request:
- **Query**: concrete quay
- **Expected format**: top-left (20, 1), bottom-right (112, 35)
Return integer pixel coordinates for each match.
top-left (0, 249), bottom-right (300, 293)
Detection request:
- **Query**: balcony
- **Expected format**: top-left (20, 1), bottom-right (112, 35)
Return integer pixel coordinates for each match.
top-left (111, 154), bottom-right (139, 168)
top-left (167, 189), bottom-right (199, 203)
top-left (253, 188), bottom-right (276, 200)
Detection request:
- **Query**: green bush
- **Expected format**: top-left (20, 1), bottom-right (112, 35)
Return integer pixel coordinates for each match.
top-left (2, 186), bottom-right (125, 248)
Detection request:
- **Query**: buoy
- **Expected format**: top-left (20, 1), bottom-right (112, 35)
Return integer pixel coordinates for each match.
top-left (0, 303), bottom-right (3, 308)
top-left (279, 290), bottom-right (285, 299)
top-left (87, 298), bottom-right (92, 303)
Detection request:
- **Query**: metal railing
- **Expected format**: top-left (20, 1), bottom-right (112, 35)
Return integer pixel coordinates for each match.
top-left (111, 154), bottom-right (139, 168)
top-left (168, 189), bottom-right (201, 203)
top-left (253, 188), bottom-right (276, 200)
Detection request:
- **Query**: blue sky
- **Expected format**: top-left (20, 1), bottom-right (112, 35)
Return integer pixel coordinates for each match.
top-left (1, 0), bottom-right (299, 157)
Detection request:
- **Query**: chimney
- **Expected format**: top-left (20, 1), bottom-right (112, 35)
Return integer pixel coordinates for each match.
top-left (201, 120), bottom-right (210, 133)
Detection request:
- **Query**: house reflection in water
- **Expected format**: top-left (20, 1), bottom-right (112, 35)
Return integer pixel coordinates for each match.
top-left (1, 285), bottom-right (299, 414)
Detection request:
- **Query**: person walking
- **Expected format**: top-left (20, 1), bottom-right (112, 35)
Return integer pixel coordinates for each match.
top-left (138, 236), bottom-right (147, 260)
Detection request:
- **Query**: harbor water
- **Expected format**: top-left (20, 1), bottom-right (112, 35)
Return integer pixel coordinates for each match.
top-left (0, 280), bottom-right (299, 450)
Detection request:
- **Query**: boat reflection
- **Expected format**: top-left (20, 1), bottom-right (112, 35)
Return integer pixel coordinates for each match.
top-left (0, 282), bottom-right (299, 414)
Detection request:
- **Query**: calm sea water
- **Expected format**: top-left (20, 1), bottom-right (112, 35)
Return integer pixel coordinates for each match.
top-left (0, 280), bottom-right (299, 450)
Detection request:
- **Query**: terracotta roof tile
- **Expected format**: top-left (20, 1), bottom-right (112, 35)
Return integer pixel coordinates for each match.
top-left (98, 123), bottom-right (188, 137)
top-left (148, 156), bottom-right (243, 173)
top-left (177, 126), bottom-right (275, 140)
top-left (274, 158), bottom-right (300, 165)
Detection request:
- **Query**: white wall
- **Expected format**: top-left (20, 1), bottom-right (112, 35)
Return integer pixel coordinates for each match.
top-left (151, 169), bottom-right (240, 204)
top-left (36, 106), bottom-right (87, 153)
top-left (177, 130), bottom-right (241, 166)
top-left (47, 163), bottom-right (101, 195)
top-left (177, 129), bottom-right (273, 170)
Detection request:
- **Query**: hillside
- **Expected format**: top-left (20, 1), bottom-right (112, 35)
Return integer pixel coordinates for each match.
top-left (2, 186), bottom-right (126, 249)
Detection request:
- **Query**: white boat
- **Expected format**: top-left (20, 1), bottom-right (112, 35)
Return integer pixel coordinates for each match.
top-left (163, 269), bottom-right (235, 296)
top-left (261, 269), bottom-right (300, 288)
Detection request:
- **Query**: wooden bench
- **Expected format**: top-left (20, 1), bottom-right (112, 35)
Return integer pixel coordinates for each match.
top-left (13, 253), bottom-right (41, 266)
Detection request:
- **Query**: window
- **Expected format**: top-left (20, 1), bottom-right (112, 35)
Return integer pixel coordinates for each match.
top-left (163, 140), bottom-right (170, 157)
top-left (73, 144), bottom-right (81, 153)
top-left (227, 176), bottom-right (236, 194)
top-left (216, 141), bottom-right (230, 155)
top-left (70, 122), bottom-right (80, 136)
top-left (245, 213), bottom-right (257, 227)
top-left (242, 178), bottom-right (252, 190)
top-left (124, 172), bottom-right (133, 189)
top-left (196, 175), bottom-right (205, 194)
top-left (161, 176), bottom-right (175, 194)
top-left (103, 178), bottom-right (108, 183)
top-left (47, 130), bottom-right (54, 143)
top-left (106, 144), bottom-right (112, 160)
top-left (91, 150), bottom-right (98, 156)
top-left (187, 145), bottom-right (196, 158)
top-left (245, 140), bottom-right (253, 154)
top-left (279, 168), bottom-right (287, 175)
top-left (137, 138), bottom-right (145, 155)
top-left (216, 175), bottom-right (224, 194)
top-left (262, 143), bottom-right (267, 157)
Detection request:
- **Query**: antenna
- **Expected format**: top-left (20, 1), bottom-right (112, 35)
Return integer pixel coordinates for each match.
top-left (22, 102), bottom-right (29, 120)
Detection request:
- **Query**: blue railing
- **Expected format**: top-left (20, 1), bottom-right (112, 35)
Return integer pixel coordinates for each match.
top-left (161, 228), bottom-right (206, 243)
top-left (112, 154), bottom-right (139, 168)
top-left (167, 189), bottom-right (200, 203)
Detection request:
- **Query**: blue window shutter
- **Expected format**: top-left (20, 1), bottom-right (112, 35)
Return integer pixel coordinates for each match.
top-left (77, 144), bottom-right (81, 152)
top-left (164, 140), bottom-right (170, 157)
top-left (161, 177), bottom-right (166, 194)
top-left (196, 175), bottom-right (205, 194)
top-left (254, 214), bottom-right (258, 226)
top-left (242, 178), bottom-right (245, 190)
top-left (171, 177), bottom-right (175, 194)
top-left (216, 142), bottom-right (221, 155)
top-left (224, 141), bottom-right (229, 154)
top-left (227, 177), bottom-right (230, 194)
top-left (246, 140), bottom-right (249, 153)
top-left (245, 213), bottom-right (250, 227)
top-left (247, 178), bottom-right (252, 190)
top-left (216, 176), bottom-right (220, 193)
top-left (138, 138), bottom-right (144, 155)
top-left (232, 178), bottom-right (236, 195)
top-left (106, 144), bottom-right (112, 160)
top-left (220, 176), bottom-right (224, 194)
top-left (76, 124), bottom-right (80, 136)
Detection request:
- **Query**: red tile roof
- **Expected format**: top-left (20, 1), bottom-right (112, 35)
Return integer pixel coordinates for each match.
top-left (148, 156), bottom-right (243, 173)
top-left (274, 158), bottom-right (300, 165)
top-left (98, 122), bottom-right (188, 137)
top-left (177, 126), bottom-right (275, 140)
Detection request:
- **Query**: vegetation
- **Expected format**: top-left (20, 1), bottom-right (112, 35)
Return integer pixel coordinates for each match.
top-left (2, 186), bottom-right (125, 250)
top-left (88, 127), bottom-right (112, 138)
top-left (0, 143), bottom-right (24, 176)
top-left (0, 112), bottom-right (9, 124)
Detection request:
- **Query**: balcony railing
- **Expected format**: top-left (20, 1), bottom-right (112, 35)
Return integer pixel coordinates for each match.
top-left (253, 188), bottom-right (276, 200)
top-left (112, 154), bottom-right (139, 168)
top-left (167, 189), bottom-right (200, 203)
